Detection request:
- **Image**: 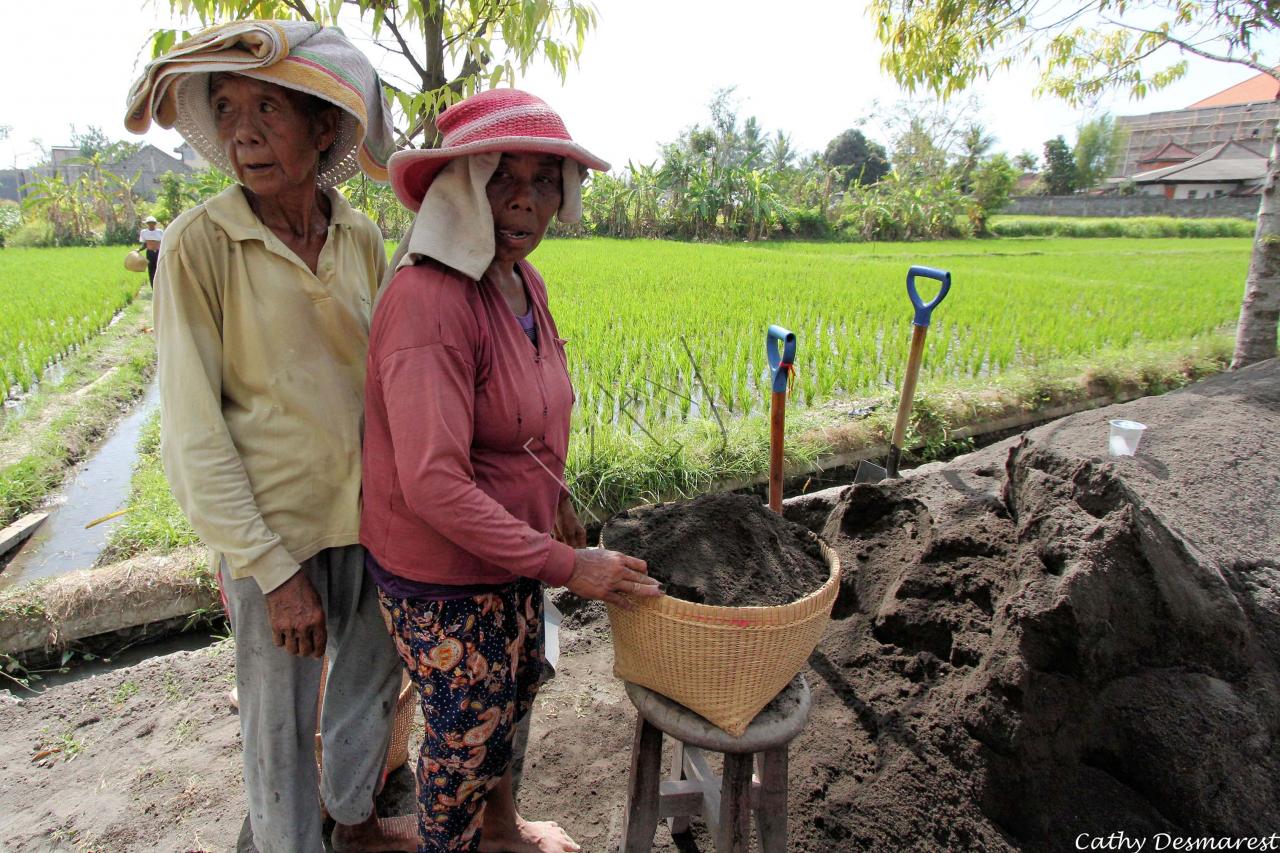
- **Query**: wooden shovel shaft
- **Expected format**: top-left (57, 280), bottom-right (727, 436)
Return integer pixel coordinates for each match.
top-left (769, 389), bottom-right (787, 513)
top-left (888, 324), bottom-right (929, 478)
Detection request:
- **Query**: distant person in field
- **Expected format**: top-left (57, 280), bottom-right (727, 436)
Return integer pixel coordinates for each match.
top-left (124, 21), bottom-right (411, 853)
top-left (363, 88), bottom-right (662, 853)
top-left (138, 214), bottom-right (163, 286)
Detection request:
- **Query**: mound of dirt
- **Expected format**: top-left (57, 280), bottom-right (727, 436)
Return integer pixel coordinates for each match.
top-left (601, 491), bottom-right (829, 607)
top-left (786, 358), bottom-right (1280, 851)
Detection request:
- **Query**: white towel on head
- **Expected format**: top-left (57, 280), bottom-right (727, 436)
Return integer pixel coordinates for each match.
top-left (395, 153), bottom-right (500, 282)
top-left (558, 159), bottom-right (583, 223)
top-left (383, 154), bottom-right (584, 288)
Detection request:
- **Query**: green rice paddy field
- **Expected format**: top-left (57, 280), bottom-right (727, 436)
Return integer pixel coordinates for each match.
top-left (535, 237), bottom-right (1248, 426)
top-left (0, 237), bottom-right (1251, 515)
top-left (1, 248), bottom-right (142, 394)
top-left (1, 237), bottom-right (1250, 423)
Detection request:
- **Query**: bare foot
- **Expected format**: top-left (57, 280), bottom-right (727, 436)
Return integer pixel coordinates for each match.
top-left (331, 810), bottom-right (416, 853)
top-left (478, 815), bottom-right (581, 853)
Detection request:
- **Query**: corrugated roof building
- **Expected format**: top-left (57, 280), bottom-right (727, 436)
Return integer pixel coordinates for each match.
top-left (1130, 139), bottom-right (1268, 199)
top-left (1115, 71), bottom-right (1280, 179)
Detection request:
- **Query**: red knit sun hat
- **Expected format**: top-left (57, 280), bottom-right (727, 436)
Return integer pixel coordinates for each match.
top-left (389, 88), bottom-right (610, 211)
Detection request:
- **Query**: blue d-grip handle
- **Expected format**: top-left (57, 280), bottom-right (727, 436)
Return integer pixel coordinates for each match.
top-left (767, 324), bottom-right (796, 393)
top-left (907, 265), bottom-right (952, 327)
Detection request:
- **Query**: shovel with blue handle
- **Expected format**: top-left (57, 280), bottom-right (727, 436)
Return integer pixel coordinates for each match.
top-left (767, 324), bottom-right (796, 513)
top-left (855, 265), bottom-right (952, 483)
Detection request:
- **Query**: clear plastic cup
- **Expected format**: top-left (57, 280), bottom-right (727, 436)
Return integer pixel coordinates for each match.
top-left (1108, 419), bottom-right (1147, 457)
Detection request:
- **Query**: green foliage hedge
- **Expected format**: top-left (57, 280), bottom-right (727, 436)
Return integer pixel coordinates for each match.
top-left (990, 216), bottom-right (1255, 239)
top-left (0, 201), bottom-right (20, 248)
top-left (6, 220), bottom-right (56, 249)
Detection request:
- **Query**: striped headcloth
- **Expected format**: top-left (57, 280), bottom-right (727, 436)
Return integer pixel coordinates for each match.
top-left (125, 20), bottom-right (394, 186)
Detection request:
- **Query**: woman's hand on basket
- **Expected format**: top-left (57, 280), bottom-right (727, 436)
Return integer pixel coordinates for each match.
top-left (565, 548), bottom-right (662, 610)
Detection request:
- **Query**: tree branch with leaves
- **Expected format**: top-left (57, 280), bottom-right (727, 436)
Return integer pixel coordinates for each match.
top-left (149, 0), bottom-right (598, 149)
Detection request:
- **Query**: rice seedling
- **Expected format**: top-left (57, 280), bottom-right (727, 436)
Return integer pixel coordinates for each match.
top-left (530, 236), bottom-right (1249, 435)
top-left (0, 247), bottom-right (143, 395)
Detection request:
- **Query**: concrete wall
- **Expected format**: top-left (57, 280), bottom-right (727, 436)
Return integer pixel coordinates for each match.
top-left (1006, 195), bottom-right (1259, 219)
top-left (1171, 183), bottom-right (1238, 200)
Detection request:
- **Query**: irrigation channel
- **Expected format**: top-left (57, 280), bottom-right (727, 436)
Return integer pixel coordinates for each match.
top-left (0, 381), bottom-right (159, 592)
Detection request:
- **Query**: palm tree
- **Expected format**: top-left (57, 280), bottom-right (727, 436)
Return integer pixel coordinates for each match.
top-left (955, 123), bottom-right (996, 193)
top-left (22, 176), bottom-right (93, 245)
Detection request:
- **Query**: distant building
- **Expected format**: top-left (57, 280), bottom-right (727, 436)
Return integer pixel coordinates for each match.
top-left (0, 142), bottom-right (192, 203)
top-left (1134, 142), bottom-right (1197, 173)
top-left (1012, 171), bottom-right (1039, 196)
top-left (1130, 139), bottom-right (1268, 199)
top-left (117, 143), bottom-right (195, 198)
top-left (174, 141), bottom-right (209, 170)
top-left (1115, 70), bottom-right (1280, 179)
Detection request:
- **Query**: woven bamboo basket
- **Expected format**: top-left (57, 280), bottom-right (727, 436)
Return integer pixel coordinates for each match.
top-left (316, 662), bottom-right (415, 778)
top-left (382, 673), bottom-right (415, 774)
top-left (124, 250), bottom-right (147, 272)
top-left (604, 539), bottom-right (840, 737)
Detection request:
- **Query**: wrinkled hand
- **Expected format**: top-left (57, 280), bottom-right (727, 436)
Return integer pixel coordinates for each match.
top-left (565, 548), bottom-right (662, 610)
top-left (553, 495), bottom-right (587, 548)
top-left (264, 571), bottom-right (326, 658)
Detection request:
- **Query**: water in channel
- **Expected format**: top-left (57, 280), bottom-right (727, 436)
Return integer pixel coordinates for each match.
top-left (0, 381), bottom-right (160, 592)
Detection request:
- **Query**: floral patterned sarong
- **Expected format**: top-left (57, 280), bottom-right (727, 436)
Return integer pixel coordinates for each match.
top-left (379, 578), bottom-right (545, 852)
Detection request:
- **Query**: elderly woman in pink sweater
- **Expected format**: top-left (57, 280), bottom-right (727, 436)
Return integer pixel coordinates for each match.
top-left (360, 89), bottom-right (661, 853)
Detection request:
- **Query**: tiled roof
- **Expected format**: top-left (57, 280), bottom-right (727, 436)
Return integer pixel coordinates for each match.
top-left (1131, 140), bottom-right (1268, 183)
top-left (1137, 142), bottom-right (1197, 164)
top-left (1188, 70), bottom-right (1280, 108)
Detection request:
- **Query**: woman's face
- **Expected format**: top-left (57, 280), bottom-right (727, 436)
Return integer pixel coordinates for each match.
top-left (485, 153), bottom-right (563, 265)
top-left (210, 74), bottom-right (337, 200)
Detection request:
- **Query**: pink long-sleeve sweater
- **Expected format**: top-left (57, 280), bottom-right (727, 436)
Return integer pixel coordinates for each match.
top-left (360, 257), bottom-right (577, 588)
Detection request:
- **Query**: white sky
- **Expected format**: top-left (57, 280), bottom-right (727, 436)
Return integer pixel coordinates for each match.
top-left (0, 0), bottom-right (1274, 171)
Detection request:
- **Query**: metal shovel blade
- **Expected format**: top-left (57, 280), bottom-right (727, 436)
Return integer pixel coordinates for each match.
top-left (854, 459), bottom-right (887, 484)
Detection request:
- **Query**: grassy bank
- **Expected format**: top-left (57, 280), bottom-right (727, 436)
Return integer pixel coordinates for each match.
top-left (0, 291), bottom-right (155, 526)
top-left (100, 414), bottom-right (196, 564)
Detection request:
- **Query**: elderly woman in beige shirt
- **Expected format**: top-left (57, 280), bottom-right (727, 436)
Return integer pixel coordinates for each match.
top-left (126, 22), bottom-right (410, 853)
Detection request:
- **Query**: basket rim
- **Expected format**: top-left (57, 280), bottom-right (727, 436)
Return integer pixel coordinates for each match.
top-left (605, 540), bottom-right (840, 628)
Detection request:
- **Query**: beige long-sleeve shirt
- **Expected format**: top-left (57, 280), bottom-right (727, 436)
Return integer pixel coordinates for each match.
top-left (154, 185), bottom-right (386, 593)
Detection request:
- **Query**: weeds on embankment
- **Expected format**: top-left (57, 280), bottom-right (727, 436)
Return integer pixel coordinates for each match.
top-left (99, 413), bottom-right (196, 564)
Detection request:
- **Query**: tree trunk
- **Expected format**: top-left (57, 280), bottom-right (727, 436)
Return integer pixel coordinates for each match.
top-left (420, 4), bottom-right (446, 148)
top-left (1232, 123), bottom-right (1280, 369)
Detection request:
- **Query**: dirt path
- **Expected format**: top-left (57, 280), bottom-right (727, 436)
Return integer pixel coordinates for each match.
top-left (0, 597), bottom-right (700, 853)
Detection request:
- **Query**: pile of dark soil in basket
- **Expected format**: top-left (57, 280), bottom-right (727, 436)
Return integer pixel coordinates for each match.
top-left (601, 491), bottom-right (829, 607)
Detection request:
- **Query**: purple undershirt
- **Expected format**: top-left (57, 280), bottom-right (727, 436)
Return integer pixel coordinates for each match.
top-left (518, 306), bottom-right (537, 346)
top-left (365, 549), bottom-right (505, 602)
